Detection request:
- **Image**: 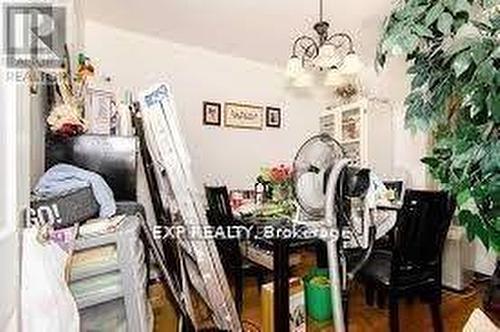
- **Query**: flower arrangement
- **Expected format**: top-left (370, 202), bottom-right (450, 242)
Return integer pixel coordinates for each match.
top-left (259, 164), bottom-right (293, 200)
top-left (47, 102), bottom-right (87, 138)
top-left (47, 52), bottom-right (94, 138)
top-left (256, 164), bottom-right (296, 218)
top-left (261, 164), bottom-right (292, 184)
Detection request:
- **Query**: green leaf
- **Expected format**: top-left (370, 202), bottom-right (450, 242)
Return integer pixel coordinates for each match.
top-left (452, 52), bottom-right (472, 77)
top-left (480, 142), bottom-right (500, 174)
top-left (492, 46), bottom-right (500, 59)
top-left (453, 0), bottom-right (471, 14)
top-left (491, 14), bottom-right (500, 30)
top-left (459, 189), bottom-right (480, 214)
top-left (376, 0), bottom-right (500, 252)
top-left (421, 156), bottom-right (440, 168)
top-left (396, 5), bottom-right (428, 20)
top-left (458, 209), bottom-right (474, 225)
top-left (425, 3), bottom-right (445, 26)
top-left (411, 70), bottom-right (429, 89)
top-left (459, 210), bottom-right (490, 249)
top-left (491, 231), bottom-right (500, 252)
top-left (487, 175), bottom-right (500, 203)
top-left (471, 43), bottom-right (491, 64)
top-left (494, 217), bottom-right (500, 233)
top-left (475, 60), bottom-right (496, 85)
top-left (457, 189), bottom-right (472, 205)
top-left (483, 0), bottom-right (496, 8)
top-left (399, 31), bottom-right (420, 54)
top-left (476, 222), bottom-right (490, 250)
top-left (443, 0), bottom-right (457, 12)
top-left (471, 183), bottom-right (489, 203)
top-left (405, 90), bottom-right (422, 105)
top-left (444, 25), bottom-right (485, 59)
top-left (382, 31), bottom-right (409, 56)
top-left (444, 41), bottom-right (473, 58)
top-left (462, 86), bottom-right (487, 119)
top-left (407, 65), bottom-right (419, 74)
top-left (443, 37), bottom-right (475, 58)
top-left (438, 12), bottom-right (454, 35)
top-left (486, 93), bottom-right (500, 123)
top-left (405, 93), bottom-right (429, 131)
top-left (412, 24), bottom-right (434, 38)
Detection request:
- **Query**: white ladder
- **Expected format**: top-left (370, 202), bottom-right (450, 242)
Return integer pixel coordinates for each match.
top-left (139, 83), bottom-right (241, 331)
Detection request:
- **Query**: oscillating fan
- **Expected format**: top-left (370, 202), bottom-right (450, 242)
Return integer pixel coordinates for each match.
top-left (293, 133), bottom-right (372, 248)
top-left (293, 133), bottom-right (345, 218)
top-left (292, 133), bottom-right (375, 332)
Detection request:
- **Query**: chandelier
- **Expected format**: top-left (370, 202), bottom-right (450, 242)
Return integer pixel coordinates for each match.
top-left (286, 0), bottom-right (363, 87)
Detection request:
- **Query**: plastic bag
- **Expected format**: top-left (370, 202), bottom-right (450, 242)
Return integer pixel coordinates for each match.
top-left (21, 228), bottom-right (79, 332)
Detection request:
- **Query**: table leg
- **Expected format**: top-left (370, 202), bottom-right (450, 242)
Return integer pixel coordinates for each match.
top-left (342, 290), bottom-right (349, 330)
top-left (315, 240), bottom-right (328, 268)
top-left (273, 238), bottom-right (289, 332)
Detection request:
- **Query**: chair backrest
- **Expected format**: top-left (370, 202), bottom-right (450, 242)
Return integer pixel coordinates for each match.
top-left (383, 180), bottom-right (405, 202)
top-left (205, 186), bottom-right (234, 225)
top-left (393, 189), bottom-right (455, 267)
top-left (46, 134), bottom-right (138, 201)
top-left (204, 186), bottom-right (241, 272)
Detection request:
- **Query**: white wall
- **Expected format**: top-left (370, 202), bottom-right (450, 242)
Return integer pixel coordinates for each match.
top-left (85, 20), bottom-right (429, 191)
top-left (0, 71), bottom-right (19, 332)
top-left (354, 15), bottom-right (429, 188)
top-left (0, 74), bottom-right (31, 332)
top-left (30, 85), bottom-right (47, 187)
top-left (85, 21), bottom-right (322, 189)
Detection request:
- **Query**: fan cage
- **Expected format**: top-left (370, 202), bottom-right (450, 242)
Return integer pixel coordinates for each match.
top-left (292, 133), bottom-right (345, 219)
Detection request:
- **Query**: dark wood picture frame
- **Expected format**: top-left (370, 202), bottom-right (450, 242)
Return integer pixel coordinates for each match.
top-left (266, 106), bottom-right (281, 128)
top-left (203, 102), bottom-right (222, 126)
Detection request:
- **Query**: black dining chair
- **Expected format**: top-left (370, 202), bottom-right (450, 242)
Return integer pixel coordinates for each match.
top-left (359, 189), bottom-right (456, 332)
top-left (204, 185), bottom-right (266, 316)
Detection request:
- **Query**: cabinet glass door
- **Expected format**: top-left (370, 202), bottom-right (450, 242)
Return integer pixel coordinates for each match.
top-left (343, 142), bottom-right (361, 166)
top-left (341, 108), bottom-right (361, 142)
top-left (320, 114), bottom-right (336, 138)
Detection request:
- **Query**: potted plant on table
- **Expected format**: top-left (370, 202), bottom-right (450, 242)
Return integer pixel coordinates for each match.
top-left (257, 164), bottom-right (296, 218)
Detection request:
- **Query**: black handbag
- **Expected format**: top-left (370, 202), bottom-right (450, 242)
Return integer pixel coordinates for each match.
top-left (29, 186), bottom-right (99, 229)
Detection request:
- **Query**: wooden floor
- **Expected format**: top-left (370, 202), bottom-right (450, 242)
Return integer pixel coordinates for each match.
top-left (152, 250), bottom-right (500, 331)
top-left (241, 277), bottom-right (495, 332)
top-left (240, 250), bottom-right (499, 332)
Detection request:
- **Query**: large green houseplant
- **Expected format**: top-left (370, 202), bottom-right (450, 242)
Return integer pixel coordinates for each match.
top-left (376, 1), bottom-right (499, 251)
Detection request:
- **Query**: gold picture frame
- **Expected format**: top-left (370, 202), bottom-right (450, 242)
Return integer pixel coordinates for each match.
top-left (224, 102), bottom-right (263, 130)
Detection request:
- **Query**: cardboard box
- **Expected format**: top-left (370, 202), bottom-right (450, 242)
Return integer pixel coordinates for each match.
top-left (261, 278), bottom-right (306, 332)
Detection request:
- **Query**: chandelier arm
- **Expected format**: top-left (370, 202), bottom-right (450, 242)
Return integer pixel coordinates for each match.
top-left (291, 35), bottom-right (319, 59)
top-left (325, 33), bottom-right (355, 52)
top-left (301, 44), bottom-right (319, 67)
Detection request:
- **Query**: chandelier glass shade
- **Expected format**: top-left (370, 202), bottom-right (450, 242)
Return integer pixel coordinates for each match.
top-left (286, 0), bottom-right (363, 87)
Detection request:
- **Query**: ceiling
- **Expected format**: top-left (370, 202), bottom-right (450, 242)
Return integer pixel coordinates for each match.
top-left (84, 0), bottom-right (395, 67)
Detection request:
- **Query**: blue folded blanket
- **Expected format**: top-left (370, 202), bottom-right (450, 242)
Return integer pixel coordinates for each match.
top-left (34, 164), bottom-right (116, 218)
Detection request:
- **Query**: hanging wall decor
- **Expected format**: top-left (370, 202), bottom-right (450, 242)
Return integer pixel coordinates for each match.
top-left (202, 101), bottom-right (222, 126)
top-left (224, 102), bottom-right (263, 130)
top-left (266, 107), bottom-right (281, 128)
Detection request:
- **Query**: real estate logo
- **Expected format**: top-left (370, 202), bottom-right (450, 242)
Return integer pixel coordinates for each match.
top-left (4, 3), bottom-right (65, 68)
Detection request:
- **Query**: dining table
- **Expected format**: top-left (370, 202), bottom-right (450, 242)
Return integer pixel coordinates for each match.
top-left (233, 200), bottom-right (401, 332)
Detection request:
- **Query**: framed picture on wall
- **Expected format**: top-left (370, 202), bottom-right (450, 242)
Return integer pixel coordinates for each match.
top-left (266, 106), bottom-right (281, 128)
top-left (224, 102), bottom-right (263, 130)
top-left (203, 101), bottom-right (222, 126)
